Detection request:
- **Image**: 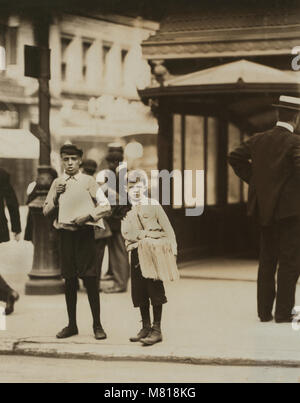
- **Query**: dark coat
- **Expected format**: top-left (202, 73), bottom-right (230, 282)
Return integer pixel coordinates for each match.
top-left (24, 183), bottom-right (38, 242)
top-left (228, 126), bottom-right (300, 227)
top-left (0, 168), bottom-right (21, 243)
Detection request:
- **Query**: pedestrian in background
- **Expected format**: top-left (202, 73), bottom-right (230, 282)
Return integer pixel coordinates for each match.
top-left (81, 159), bottom-right (98, 177)
top-left (0, 168), bottom-right (21, 315)
top-left (229, 95), bottom-right (300, 324)
top-left (81, 158), bottom-right (112, 283)
top-left (24, 168), bottom-right (58, 242)
top-left (97, 144), bottom-right (130, 294)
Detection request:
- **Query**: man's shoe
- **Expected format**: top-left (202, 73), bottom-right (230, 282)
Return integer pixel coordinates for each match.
top-left (130, 326), bottom-right (151, 342)
top-left (102, 274), bottom-right (114, 281)
top-left (56, 326), bottom-right (79, 339)
top-left (103, 285), bottom-right (126, 294)
top-left (260, 315), bottom-right (273, 323)
top-left (5, 290), bottom-right (19, 316)
top-left (94, 325), bottom-right (107, 340)
top-left (140, 326), bottom-right (163, 346)
top-left (275, 317), bottom-right (294, 323)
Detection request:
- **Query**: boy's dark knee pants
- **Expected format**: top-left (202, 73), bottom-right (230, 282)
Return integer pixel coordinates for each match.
top-left (131, 249), bottom-right (167, 308)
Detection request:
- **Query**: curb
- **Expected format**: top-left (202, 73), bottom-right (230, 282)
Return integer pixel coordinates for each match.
top-left (179, 274), bottom-right (257, 282)
top-left (1, 339), bottom-right (300, 368)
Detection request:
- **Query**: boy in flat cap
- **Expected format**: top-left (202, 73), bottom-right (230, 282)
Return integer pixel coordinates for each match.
top-left (44, 144), bottom-right (111, 340)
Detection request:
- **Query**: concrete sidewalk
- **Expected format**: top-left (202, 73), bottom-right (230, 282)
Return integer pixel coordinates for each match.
top-left (1, 240), bottom-right (300, 368)
top-left (179, 258), bottom-right (258, 282)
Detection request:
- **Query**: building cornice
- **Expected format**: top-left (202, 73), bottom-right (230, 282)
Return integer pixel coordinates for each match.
top-left (65, 12), bottom-right (159, 32)
top-left (143, 37), bottom-right (300, 60)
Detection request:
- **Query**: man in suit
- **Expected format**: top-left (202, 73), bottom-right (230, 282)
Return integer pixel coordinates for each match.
top-left (0, 168), bottom-right (21, 315)
top-left (228, 95), bottom-right (300, 323)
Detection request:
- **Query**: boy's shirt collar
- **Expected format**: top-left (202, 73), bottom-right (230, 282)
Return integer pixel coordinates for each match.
top-left (63, 171), bottom-right (81, 181)
top-left (130, 195), bottom-right (149, 206)
top-left (130, 196), bottom-right (160, 207)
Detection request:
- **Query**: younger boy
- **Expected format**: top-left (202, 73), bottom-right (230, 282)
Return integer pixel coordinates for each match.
top-left (121, 171), bottom-right (178, 346)
top-left (44, 144), bottom-right (111, 340)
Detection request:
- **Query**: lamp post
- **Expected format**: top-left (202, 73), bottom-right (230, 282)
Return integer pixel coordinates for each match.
top-left (25, 13), bottom-right (64, 295)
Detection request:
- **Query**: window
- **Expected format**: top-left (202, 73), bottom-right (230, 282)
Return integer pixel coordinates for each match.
top-left (228, 123), bottom-right (249, 204)
top-left (61, 36), bottom-right (73, 81)
top-left (173, 114), bottom-right (182, 172)
top-left (6, 27), bottom-right (18, 65)
top-left (102, 41), bottom-right (112, 82)
top-left (0, 25), bottom-right (5, 48)
top-left (207, 117), bottom-right (218, 206)
top-left (0, 46), bottom-right (5, 71)
top-left (242, 133), bottom-right (251, 203)
top-left (173, 114), bottom-right (218, 209)
top-left (121, 48), bottom-right (129, 87)
top-left (173, 114), bottom-right (183, 209)
top-left (0, 25), bottom-right (5, 73)
top-left (82, 39), bottom-right (93, 81)
top-left (0, 25), bottom-right (18, 69)
top-left (185, 116), bottom-right (205, 207)
top-left (228, 123), bottom-right (242, 203)
top-left (173, 115), bottom-right (249, 208)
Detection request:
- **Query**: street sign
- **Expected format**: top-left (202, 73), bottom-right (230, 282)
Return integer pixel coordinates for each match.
top-left (24, 45), bottom-right (51, 79)
top-left (30, 123), bottom-right (50, 149)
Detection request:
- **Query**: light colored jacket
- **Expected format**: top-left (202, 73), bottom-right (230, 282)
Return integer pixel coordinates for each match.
top-left (121, 199), bottom-right (177, 256)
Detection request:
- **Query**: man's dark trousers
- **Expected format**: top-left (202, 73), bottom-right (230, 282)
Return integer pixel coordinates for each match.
top-left (258, 216), bottom-right (300, 321)
top-left (0, 275), bottom-right (12, 302)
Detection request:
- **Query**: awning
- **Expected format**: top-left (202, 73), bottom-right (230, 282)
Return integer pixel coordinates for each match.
top-left (0, 129), bottom-right (39, 159)
top-left (166, 60), bottom-right (299, 86)
top-left (54, 120), bottom-right (158, 140)
top-left (139, 60), bottom-right (300, 133)
top-left (140, 60), bottom-right (300, 98)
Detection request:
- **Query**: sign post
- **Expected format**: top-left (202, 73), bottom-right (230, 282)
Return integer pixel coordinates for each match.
top-left (24, 16), bottom-right (64, 295)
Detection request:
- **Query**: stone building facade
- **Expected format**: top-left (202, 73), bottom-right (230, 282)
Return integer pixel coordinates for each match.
top-left (0, 12), bottom-right (158, 203)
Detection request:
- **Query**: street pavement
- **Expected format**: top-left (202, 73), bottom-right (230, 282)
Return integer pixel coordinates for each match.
top-left (1, 236), bottom-right (300, 372)
top-left (2, 356), bottom-right (300, 383)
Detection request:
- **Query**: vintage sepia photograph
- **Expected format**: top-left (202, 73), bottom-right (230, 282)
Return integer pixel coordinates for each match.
top-left (0, 0), bottom-right (300, 386)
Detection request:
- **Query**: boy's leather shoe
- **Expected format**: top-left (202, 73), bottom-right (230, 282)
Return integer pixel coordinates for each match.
top-left (5, 290), bottom-right (19, 316)
top-left (140, 325), bottom-right (163, 346)
top-left (56, 326), bottom-right (79, 339)
top-left (94, 325), bottom-right (107, 340)
top-left (130, 326), bottom-right (151, 342)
